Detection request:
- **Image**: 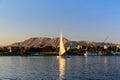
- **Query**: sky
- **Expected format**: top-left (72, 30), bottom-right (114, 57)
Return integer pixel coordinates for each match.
top-left (0, 0), bottom-right (120, 46)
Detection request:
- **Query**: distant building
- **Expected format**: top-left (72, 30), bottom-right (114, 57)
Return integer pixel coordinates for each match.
top-left (77, 45), bottom-right (82, 49)
top-left (116, 45), bottom-right (120, 49)
top-left (8, 47), bottom-right (20, 53)
top-left (8, 47), bottom-right (12, 53)
top-left (81, 46), bottom-right (87, 50)
top-left (76, 45), bottom-right (87, 51)
top-left (104, 45), bottom-right (108, 49)
top-left (66, 47), bottom-right (69, 50)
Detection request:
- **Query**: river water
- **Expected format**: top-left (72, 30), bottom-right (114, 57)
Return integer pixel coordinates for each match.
top-left (0, 56), bottom-right (120, 80)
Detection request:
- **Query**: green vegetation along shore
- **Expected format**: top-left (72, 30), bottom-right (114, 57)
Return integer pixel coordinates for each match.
top-left (0, 45), bottom-right (120, 56)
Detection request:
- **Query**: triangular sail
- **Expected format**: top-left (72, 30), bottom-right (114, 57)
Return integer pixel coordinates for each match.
top-left (59, 32), bottom-right (65, 56)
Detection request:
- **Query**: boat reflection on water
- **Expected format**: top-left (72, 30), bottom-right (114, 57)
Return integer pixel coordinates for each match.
top-left (57, 56), bottom-right (66, 80)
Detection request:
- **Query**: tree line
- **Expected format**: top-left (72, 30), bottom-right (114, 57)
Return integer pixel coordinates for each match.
top-left (0, 45), bottom-right (120, 56)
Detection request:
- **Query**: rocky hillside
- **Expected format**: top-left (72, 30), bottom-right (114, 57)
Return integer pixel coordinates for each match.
top-left (9, 37), bottom-right (116, 47)
top-left (10, 37), bottom-right (68, 47)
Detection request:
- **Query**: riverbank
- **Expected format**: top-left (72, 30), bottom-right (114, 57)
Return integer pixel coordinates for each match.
top-left (0, 51), bottom-right (120, 56)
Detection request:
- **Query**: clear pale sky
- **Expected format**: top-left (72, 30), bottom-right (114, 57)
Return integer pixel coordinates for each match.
top-left (0, 0), bottom-right (120, 46)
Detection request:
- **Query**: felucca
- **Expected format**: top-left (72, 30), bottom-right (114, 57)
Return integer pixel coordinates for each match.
top-left (59, 32), bottom-right (66, 56)
top-left (57, 32), bottom-right (69, 58)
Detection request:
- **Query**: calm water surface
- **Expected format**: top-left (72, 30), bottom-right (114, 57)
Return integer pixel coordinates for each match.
top-left (0, 56), bottom-right (120, 80)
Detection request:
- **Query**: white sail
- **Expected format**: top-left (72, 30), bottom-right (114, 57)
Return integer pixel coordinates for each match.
top-left (84, 51), bottom-right (88, 57)
top-left (59, 32), bottom-right (65, 56)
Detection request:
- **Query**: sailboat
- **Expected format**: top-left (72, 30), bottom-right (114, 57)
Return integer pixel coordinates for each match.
top-left (57, 32), bottom-right (69, 58)
top-left (59, 32), bottom-right (65, 56)
top-left (84, 51), bottom-right (88, 57)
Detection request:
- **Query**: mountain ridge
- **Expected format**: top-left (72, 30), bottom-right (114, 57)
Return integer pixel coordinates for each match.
top-left (9, 37), bottom-right (116, 47)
